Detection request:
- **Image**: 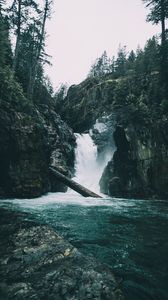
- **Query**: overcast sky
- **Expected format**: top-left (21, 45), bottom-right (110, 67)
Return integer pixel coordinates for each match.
top-left (45, 0), bottom-right (160, 90)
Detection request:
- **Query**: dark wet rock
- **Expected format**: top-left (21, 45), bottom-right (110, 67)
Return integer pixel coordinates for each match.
top-left (0, 100), bottom-right (76, 199)
top-left (108, 177), bottom-right (123, 197)
top-left (100, 117), bottom-right (168, 199)
top-left (0, 208), bottom-right (123, 300)
top-left (90, 114), bottom-right (116, 156)
top-left (55, 77), bottom-right (116, 132)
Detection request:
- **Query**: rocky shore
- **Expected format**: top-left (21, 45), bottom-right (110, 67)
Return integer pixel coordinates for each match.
top-left (0, 208), bottom-right (123, 300)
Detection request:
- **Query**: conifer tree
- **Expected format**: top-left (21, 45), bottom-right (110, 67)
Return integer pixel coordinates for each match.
top-left (88, 51), bottom-right (111, 78)
top-left (0, 6), bottom-right (12, 67)
top-left (143, 0), bottom-right (168, 45)
top-left (143, 0), bottom-right (168, 82)
top-left (27, 0), bottom-right (52, 99)
top-left (8, 0), bottom-right (52, 99)
top-left (115, 46), bottom-right (127, 76)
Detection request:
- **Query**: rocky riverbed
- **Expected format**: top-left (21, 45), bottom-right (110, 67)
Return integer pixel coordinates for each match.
top-left (0, 208), bottom-right (123, 300)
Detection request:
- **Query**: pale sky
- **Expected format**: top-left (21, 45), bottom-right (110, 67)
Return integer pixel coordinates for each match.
top-left (45, 0), bottom-right (160, 90)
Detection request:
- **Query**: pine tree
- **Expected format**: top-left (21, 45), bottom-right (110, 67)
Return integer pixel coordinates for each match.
top-left (115, 46), bottom-right (127, 76)
top-left (0, 9), bottom-right (12, 68)
top-left (143, 0), bottom-right (168, 45)
top-left (8, 0), bottom-right (52, 99)
top-left (88, 51), bottom-right (111, 78)
top-left (27, 0), bottom-right (52, 99)
top-left (143, 0), bottom-right (168, 82)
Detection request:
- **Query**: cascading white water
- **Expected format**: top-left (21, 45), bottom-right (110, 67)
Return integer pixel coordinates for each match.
top-left (69, 133), bottom-right (112, 194)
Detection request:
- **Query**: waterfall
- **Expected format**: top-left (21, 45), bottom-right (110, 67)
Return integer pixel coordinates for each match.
top-left (69, 133), bottom-right (112, 194)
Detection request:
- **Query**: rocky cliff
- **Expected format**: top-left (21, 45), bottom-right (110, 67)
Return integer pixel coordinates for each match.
top-left (100, 110), bottom-right (168, 199)
top-left (56, 75), bottom-right (168, 199)
top-left (55, 77), bottom-right (111, 132)
top-left (0, 86), bottom-right (75, 199)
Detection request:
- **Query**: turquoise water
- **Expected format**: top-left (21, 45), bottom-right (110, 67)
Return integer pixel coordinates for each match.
top-left (1, 193), bottom-right (168, 300)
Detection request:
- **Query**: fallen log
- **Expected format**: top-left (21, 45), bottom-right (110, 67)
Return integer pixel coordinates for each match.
top-left (49, 166), bottom-right (102, 198)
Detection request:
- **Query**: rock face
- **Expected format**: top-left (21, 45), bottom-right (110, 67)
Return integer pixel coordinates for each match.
top-left (56, 77), bottom-right (168, 199)
top-left (0, 208), bottom-right (123, 300)
top-left (56, 77), bottom-right (116, 132)
top-left (100, 114), bottom-right (168, 199)
top-left (0, 100), bottom-right (76, 199)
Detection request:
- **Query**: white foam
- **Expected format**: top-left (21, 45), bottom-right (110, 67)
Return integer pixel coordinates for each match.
top-left (69, 133), bottom-right (113, 194)
top-left (0, 193), bottom-right (134, 211)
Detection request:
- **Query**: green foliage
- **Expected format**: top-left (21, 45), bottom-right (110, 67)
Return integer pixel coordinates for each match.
top-left (126, 50), bottom-right (136, 71)
top-left (0, 0), bottom-right (54, 109)
top-left (66, 34), bottom-right (162, 129)
top-left (55, 84), bottom-right (68, 100)
top-left (142, 0), bottom-right (168, 88)
top-left (113, 79), bottom-right (129, 106)
top-left (88, 38), bottom-right (160, 81)
top-left (0, 67), bottom-right (29, 108)
top-left (6, 0), bottom-right (53, 100)
top-left (143, 37), bottom-right (160, 73)
top-left (143, 0), bottom-right (168, 25)
top-left (115, 46), bottom-right (127, 77)
top-left (33, 78), bottom-right (54, 106)
top-left (160, 98), bottom-right (168, 112)
top-left (88, 51), bottom-right (112, 78)
top-left (0, 14), bottom-right (12, 67)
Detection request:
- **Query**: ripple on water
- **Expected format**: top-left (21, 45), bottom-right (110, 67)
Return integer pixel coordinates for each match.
top-left (0, 194), bottom-right (168, 300)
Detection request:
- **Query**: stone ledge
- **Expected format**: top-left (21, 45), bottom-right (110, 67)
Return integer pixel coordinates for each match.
top-left (0, 208), bottom-right (123, 300)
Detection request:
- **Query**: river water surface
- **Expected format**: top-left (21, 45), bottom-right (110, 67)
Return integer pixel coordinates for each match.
top-left (1, 133), bottom-right (168, 299)
top-left (1, 194), bottom-right (168, 300)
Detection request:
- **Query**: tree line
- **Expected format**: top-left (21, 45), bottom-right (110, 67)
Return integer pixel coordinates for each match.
top-left (87, 0), bottom-right (168, 103)
top-left (88, 40), bottom-right (160, 79)
top-left (0, 0), bottom-right (168, 107)
top-left (0, 0), bottom-right (53, 104)
top-left (89, 0), bottom-right (168, 78)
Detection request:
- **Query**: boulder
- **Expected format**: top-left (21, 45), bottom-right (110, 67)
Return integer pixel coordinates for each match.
top-left (108, 177), bottom-right (123, 197)
top-left (0, 208), bottom-right (124, 300)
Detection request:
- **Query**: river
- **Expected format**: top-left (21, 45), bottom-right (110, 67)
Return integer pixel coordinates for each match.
top-left (0, 133), bottom-right (168, 299)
